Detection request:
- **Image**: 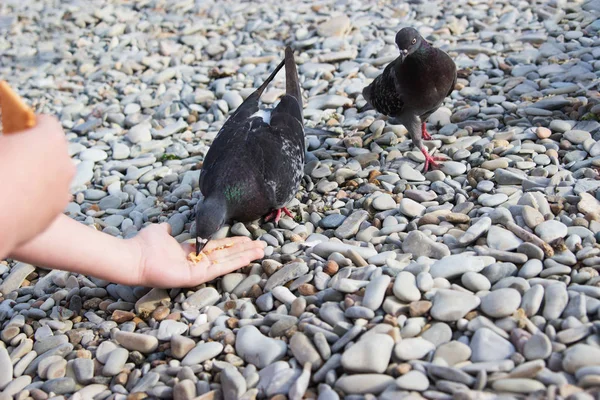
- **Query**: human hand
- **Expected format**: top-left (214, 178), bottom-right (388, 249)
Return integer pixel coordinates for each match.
top-left (0, 114), bottom-right (75, 250)
top-left (130, 223), bottom-right (266, 288)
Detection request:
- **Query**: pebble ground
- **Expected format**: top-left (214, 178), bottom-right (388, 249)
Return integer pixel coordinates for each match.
top-left (1, 0), bottom-right (600, 399)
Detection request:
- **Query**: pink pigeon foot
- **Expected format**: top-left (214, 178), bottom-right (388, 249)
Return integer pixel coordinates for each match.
top-left (422, 122), bottom-right (432, 140)
top-left (421, 147), bottom-right (445, 172)
top-left (264, 207), bottom-right (294, 224)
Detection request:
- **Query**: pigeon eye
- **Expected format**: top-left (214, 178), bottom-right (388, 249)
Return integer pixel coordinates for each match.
top-left (411, 38), bottom-right (417, 45)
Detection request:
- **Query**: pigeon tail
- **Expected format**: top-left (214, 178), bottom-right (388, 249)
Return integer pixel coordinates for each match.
top-left (284, 46), bottom-right (302, 119)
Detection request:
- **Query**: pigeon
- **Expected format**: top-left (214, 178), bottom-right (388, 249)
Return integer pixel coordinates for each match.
top-left (362, 27), bottom-right (457, 172)
top-left (194, 46), bottom-right (305, 254)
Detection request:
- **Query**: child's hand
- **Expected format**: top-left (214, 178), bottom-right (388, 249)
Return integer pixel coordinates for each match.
top-left (130, 223), bottom-right (266, 288)
top-left (0, 115), bottom-right (75, 254)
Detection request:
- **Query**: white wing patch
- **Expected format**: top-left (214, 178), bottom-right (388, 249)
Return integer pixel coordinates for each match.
top-left (251, 109), bottom-right (271, 125)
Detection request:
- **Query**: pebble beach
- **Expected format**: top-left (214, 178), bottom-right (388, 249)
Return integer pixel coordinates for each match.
top-left (1, 0), bottom-right (600, 399)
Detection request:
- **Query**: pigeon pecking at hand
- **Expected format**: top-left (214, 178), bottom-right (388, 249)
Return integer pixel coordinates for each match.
top-left (193, 46), bottom-right (305, 255)
top-left (362, 27), bottom-right (457, 172)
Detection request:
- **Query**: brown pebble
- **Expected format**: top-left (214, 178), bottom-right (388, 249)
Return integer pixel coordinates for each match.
top-left (166, 312), bottom-right (181, 321)
top-left (127, 394), bottom-right (148, 400)
top-left (75, 349), bottom-right (92, 359)
top-left (112, 310), bottom-right (135, 323)
top-left (262, 260), bottom-right (281, 276)
top-left (151, 306), bottom-right (170, 321)
top-left (31, 300), bottom-right (44, 308)
top-left (409, 301), bottom-right (432, 317)
top-left (383, 314), bottom-right (398, 326)
top-left (396, 363), bottom-right (412, 375)
top-left (464, 310), bottom-right (478, 320)
top-left (115, 372), bottom-right (128, 386)
top-left (224, 301), bottom-right (237, 311)
top-left (248, 284), bottom-right (263, 298)
top-left (30, 389), bottom-right (49, 400)
top-left (445, 213), bottom-right (470, 224)
top-left (226, 318), bottom-right (239, 329)
top-left (298, 284), bottom-right (317, 296)
top-left (99, 300), bottom-right (114, 311)
top-left (368, 170), bottom-right (382, 183)
top-left (1, 326), bottom-right (20, 342)
top-left (83, 298), bottom-right (103, 309)
top-left (418, 214), bottom-right (440, 226)
top-left (324, 260), bottom-right (339, 275)
top-left (536, 127), bottom-right (551, 139)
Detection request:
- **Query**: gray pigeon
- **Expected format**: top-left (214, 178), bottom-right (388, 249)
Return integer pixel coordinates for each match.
top-left (362, 27), bottom-right (457, 172)
top-left (194, 47), bottom-right (304, 254)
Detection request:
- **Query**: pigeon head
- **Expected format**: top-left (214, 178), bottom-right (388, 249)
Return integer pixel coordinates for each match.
top-left (194, 196), bottom-right (227, 254)
top-left (395, 27), bottom-right (423, 62)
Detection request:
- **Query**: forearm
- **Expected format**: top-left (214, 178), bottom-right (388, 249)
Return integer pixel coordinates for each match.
top-left (0, 136), bottom-right (30, 258)
top-left (8, 214), bottom-right (142, 286)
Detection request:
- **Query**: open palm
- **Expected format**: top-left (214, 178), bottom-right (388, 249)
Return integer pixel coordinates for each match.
top-left (130, 223), bottom-right (265, 288)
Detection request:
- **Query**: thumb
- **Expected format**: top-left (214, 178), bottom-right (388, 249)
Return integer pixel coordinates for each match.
top-left (158, 222), bottom-right (172, 236)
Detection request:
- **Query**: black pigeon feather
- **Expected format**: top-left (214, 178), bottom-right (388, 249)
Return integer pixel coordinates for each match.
top-left (194, 47), bottom-right (305, 253)
top-left (363, 27), bottom-right (457, 172)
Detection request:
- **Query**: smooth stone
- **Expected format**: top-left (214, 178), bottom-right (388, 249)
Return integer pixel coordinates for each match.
top-left (290, 332), bottom-right (322, 370)
top-left (535, 220), bottom-right (568, 243)
top-left (461, 272), bottom-right (491, 292)
top-left (334, 374), bottom-right (395, 395)
top-left (402, 231), bottom-right (450, 259)
top-left (491, 379), bottom-right (545, 393)
top-left (562, 344), bottom-right (600, 374)
top-left (543, 283), bottom-right (568, 320)
top-left (0, 347), bottom-right (12, 390)
top-left (395, 370), bottom-right (429, 391)
top-left (372, 194), bottom-right (397, 211)
top-left (399, 198), bottom-right (426, 218)
top-left (393, 271), bottom-right (420, 302)
top-left (430, 289), bottom-right (481, 322)
top-left (181, 342), bottom-right (224, 366)
top-left (221, 366), bottom-right (247, 400)
top-left (363, 275), bottom-right (391, 311)
top-left (113, 331), bottom-right (158, 353)
top-left (487, 225), bottom-right (523, 251)
top-left (102, 348), bottom-right (129, 376)
top-left (341, 334), bottom-right (394, 373)
top-left (394, 338), bottom-right (435, 361)
top-left (235, 326), bottom-right (287, 369)
top-left (470, 328), bottom-right (516, 362)
top-left (334, 210), bottom-right (370, 239)
top-left (265, 262), bottom-right (309, 291)
top-left (480, 288), bottom-right (522, 318)
top-left (430, 255), bottom-right (485, 279)
top-left (434, 341), bottom-right (472, 366)
top-left (523, 332), bottom-right (552, 360)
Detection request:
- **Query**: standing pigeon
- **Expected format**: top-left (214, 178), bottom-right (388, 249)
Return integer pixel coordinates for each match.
top-left (362, 27), bottom-right (457, 172)
top-left (194, 47), bottom-right (305, 254)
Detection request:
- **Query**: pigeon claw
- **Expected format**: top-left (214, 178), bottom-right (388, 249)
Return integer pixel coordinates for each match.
top-left (421, 122), bottom-right (432, 140)
top-left (420, 147), bottom-right (445, 173)
top-left (264, 207), bottom-right (294, 224)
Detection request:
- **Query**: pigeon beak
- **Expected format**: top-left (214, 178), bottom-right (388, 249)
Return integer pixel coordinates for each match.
top-left (399, 49), bottom-right (408, 63)
top-left (195, 238), bottom-right (208, 256)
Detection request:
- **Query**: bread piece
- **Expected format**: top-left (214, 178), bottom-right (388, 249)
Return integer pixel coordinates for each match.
top-left (0, 80), bottom-right (36, 134)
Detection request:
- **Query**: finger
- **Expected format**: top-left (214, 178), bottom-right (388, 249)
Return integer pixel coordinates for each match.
top-left (206, 240), bottom-right (266, 263)
top-left (204, 236), bottom-right (252, 251)
top-left (160, 222), bottom-right (172, 235)
top-left (197, 247), bottom-right (265, 282)
top-left (180, 236), bottom-right (253, 254)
